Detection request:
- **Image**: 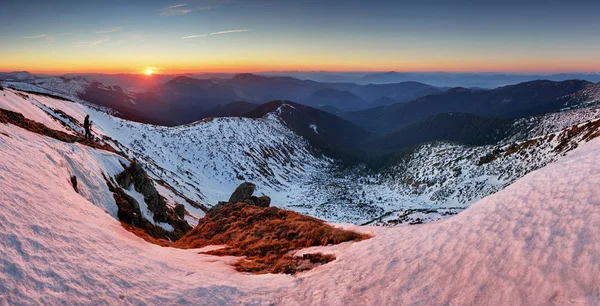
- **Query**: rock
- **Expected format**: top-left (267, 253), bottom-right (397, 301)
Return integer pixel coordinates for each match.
top-left (208, 183), bottom-right (270, 213)
top-left (116, 161), bottom-right (168, 220)
top-left (228, 182), bottom-right (256, 203)
top-left (174, 204), bottom-right (185, 219)
top-left (209, 201), bottom-right (230, 213)
top-left (254, 196), bottom-right (271, 208)
top-left (70, 175), bottom-right (78, 193)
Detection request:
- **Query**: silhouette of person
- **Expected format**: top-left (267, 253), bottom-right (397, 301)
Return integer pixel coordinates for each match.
top-left (84, 115), bottom-right (91, 141)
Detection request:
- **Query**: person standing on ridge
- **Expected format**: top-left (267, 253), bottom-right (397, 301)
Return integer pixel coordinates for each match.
top-left (83, 115), bottom-right (91, 141)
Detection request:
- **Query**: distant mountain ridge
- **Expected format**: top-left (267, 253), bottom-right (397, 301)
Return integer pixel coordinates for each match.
top-left (6, 73), bottom-right (441, 125)
top-left (345, 79), bottom-right (594, 134)
top-left (360, 71), bottom-right (600, 87)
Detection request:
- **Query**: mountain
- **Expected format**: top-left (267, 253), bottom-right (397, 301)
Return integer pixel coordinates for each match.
top-left (360, 71), bottom-right (600, 87)
top-left (298, 88), bottom-right (368, 110)
top-left (3, 74), bottom-right (445, 125)
top-left (330, 81), bottom-right (442, 105)
top-left (2, 76), bottom-right (176, 125)
top-left (361, 71), bottom-right (407, 84)
top-left (346, 79), bottom-right (594, 134)
top-left (366, 113), bottom-right (514, 151)
top-left (371, 96), bottom-right (396, 106)
top-left (154, 76), bottom-right (244, 124)
top-left (213, 74), bottom-right (442, 110)
top-left (70, 73), bottom-right (177, 92)
top-left (199, 101), bottom-right (259, 118)
top-left (246, 100), bottom-right (372, 160)
top-left (0, 71), bottom-right (38, 81)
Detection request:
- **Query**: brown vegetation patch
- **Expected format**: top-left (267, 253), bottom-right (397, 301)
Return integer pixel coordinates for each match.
top-left (172, 202), bottom-right (371, 274)
top-left (0, 108), bottom-right (117, 153)
top-left (478, 118), bottom-right (600, 165)
top-left (554, 120), bottom-right (600, 153)
top-left (120, 222), bottom-right (171, 247)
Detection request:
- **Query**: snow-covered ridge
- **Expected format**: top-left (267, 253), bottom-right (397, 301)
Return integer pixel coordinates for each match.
top-left (0, 88), bottom-right (332, 211)
top-left (3, 85), bottom-right (600, 225)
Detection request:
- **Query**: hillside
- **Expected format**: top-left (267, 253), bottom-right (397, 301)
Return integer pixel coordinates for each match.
top-left (366, 113), bottom-right (514, 151)
top-left (246, 100), bottom-right (372, 161)
top-left (298, 88), bottom-right (368, 110)
top-left (347, 80), bottom-right (594, 133)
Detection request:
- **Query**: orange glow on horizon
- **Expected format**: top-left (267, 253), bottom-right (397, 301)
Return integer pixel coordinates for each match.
top-left (1, 57), bottom-right (599, 75)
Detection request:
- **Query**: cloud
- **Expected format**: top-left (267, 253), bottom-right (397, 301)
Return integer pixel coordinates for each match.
top-left (181, 34), bottom-right (208, 39)
top-left (23, 34), bottom-right (48, 39)
top-left (160, 3), bottom-right (191, 16)
top-left (182, 29), bottom-right (251, 39)
top-left (210, 29), bottom-right (251, 35)
top-left (165, 4), bottom-right (186, 9)
top-left (73, 37), bottom-right (110, 47)
top-left (23, 33), bottom-right (55, 44)
top-left (96, 27), bottom-right (122, 34)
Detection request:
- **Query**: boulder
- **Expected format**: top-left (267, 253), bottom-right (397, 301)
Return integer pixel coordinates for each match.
top-left (208, 182), bottom-right (270, 213)
top-left (228, 182), bottom-right (256, 203)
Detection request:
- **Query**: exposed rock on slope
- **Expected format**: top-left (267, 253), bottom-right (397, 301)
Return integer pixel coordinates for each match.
top-left (109, 161), bottom-right (192, 240)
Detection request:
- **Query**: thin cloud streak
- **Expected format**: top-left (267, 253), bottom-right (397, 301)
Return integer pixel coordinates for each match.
top-left (182, 29), bottom-right (251, 39)
top-left (165, 4), bottom-right (186, 9)
top-left (96, 27), bottom-right (122, 34)
top-left (160, 3), bottom-right (191, 16)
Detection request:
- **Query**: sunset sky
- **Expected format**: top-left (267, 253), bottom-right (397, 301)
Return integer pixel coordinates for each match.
top-left (1, 0), bottom-right (600, 74)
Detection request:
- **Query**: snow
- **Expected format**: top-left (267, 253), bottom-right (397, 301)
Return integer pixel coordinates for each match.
top-left (0, 123), bottom-right (127, 218)
top-left (0, 89), bottom-right (70, 133)
top-left (2, 113), bottom-right (600, 304)
top-left (309, 123), bottom-right (319, 134)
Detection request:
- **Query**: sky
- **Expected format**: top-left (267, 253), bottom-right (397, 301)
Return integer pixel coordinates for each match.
top-left (1, 0), bottom-right (600, 74)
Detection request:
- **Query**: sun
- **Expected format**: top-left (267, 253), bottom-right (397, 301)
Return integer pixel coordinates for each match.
top-left (144, 68), bottom-right (154, 76)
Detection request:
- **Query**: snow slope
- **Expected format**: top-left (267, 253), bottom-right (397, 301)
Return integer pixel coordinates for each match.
top-left (0, 124), bottom-right (291, 305)
top-left (0, 88), bottom-right (332, 209)
top-left (0, 89), bottom-right (71, 133)
top-left (1, 111), bottom-right (600, 304)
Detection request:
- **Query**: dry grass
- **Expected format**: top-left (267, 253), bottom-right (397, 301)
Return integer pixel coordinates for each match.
top-left (120, 222), bottom-right (172, 247)
top-left (172, 202), bottom-right (371, 274)
top-left (0, 108), bottom-right (117, 153)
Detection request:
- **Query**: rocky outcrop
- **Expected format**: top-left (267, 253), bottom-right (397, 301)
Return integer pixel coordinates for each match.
top-left (228, 182), bottom-right (256, 203)
top-left (109, 162), bottom-right (192, 241)
top-left (209, 182), bottom-right (271, 213)
top-left (116, 161), bottom-right (168, 221)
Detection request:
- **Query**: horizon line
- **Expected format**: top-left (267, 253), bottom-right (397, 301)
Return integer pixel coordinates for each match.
top-left (2, 69), bottom-right (600, 76)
